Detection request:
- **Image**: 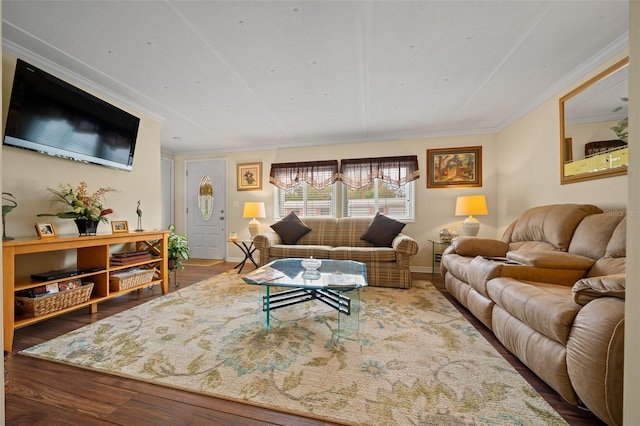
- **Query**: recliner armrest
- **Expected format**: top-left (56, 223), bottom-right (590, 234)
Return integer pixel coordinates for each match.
top-left (445, 236), bottom-right (508, 258)
top-left (572, 273), bottom-right (625, 305)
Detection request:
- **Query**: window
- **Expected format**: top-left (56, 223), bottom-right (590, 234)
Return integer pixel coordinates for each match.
top-left (275, 183), bottom-right (337, 218)
top-left (270, 160), bottom-right (339, 218)
top-left (343, 178), bottom-right (414, 220)
top-left (340, 155), bottom-right (418, 220)
top-left (270, 156), bottom-right (418, 220)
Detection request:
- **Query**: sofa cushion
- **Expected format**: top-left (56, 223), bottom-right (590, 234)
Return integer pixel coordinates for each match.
top-left (587, 217), bottom-right (626, 277)
top-left (270, 212), bottom-right (312, 244)
top-left (508, 241), bottom-right (559, 251)
top-left (568, 213), bottom-right (624, 259)
top-left (573, 274), bottom-right (626, 306)
top-left (360, 213), bottom-right (405, 247)
top-left (588, 257), bottom-right (626, 278)
top-left (268, 245), bottom-right (333, 260)
top-left (506, 250), bottom-right (595, 270)
top-left (328, 246), bottom-right (396, 262)
top-left (508, 204), bottom-right (601, 250)
top-left (296, 218), bottom-right (340, 246)
top-left (332, 218), bottom-right (376, 248)
top-left (605, 216), bottom-right (626, 258)
top-left (487, 277), bottom-right (580, 345)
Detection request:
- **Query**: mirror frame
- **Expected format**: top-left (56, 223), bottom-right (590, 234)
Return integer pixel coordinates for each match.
top-left (559, 57), bottom-right (629, 184)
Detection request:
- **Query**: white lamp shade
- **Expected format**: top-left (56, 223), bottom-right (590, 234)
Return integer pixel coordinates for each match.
top-left (243, 202), bottom-right (266, 219)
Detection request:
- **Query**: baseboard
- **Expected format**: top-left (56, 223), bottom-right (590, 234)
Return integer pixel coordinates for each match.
top-left (410, 265), bottom-right (431, 274)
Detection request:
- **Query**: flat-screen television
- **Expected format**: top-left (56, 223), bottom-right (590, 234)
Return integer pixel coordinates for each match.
top-left (3, 59), bottom-right (140, 171)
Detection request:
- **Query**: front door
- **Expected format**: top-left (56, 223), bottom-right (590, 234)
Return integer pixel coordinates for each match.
top-left (185, 159), bottom-right (227, 259)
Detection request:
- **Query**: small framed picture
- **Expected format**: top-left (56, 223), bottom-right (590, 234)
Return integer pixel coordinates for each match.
top-left (111, 220), bottom-right (129, 233)
top-left (35, 222), bottom-right (57, 239)
top-left (237, 162), bottom-right (262, 191)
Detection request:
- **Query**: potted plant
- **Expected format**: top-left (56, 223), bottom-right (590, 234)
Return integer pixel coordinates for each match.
top-left (167, 224), bottom-right (190, 271)
top-left (38, 182), bottom-right (117, 235)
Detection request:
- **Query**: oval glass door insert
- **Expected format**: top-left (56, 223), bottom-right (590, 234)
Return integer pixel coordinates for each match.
top-left (198, 175), bottom-right (214, 221)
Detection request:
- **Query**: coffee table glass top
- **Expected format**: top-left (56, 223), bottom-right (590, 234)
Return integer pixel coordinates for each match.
top-left (243, 258), bottom-right (367, 290)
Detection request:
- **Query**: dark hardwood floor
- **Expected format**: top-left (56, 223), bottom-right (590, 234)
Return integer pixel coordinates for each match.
top-left (4, 263), bottom-right (604, 425)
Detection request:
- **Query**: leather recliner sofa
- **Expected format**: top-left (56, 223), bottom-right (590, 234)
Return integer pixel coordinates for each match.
top-left (440, 204), bottom-right (625, 426)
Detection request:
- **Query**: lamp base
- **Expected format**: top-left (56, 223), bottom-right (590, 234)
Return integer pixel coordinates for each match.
top-left (462, 216), bottom-right (480, 237)
top-left (248, 218), bottom-right (261, 239)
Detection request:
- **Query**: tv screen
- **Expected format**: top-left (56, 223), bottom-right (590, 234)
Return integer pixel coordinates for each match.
top-left (3, 59), bottom-right (140, 171)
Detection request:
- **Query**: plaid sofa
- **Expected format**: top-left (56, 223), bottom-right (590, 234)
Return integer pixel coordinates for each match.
top-left (253, 217), bottom-right (419, 288)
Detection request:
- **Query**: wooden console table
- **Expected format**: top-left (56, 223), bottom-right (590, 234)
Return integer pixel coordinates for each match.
top-left (2, 230), bottom-right (169, 352)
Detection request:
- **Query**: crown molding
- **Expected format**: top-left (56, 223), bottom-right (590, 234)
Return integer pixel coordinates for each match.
top-left (495, 32), bottom-right (629, 131)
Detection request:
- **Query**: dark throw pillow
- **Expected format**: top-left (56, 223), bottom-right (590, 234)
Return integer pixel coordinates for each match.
top-left (360, 213), bottom-right (406, 247)
top-left (270, 212), bottom-right (312, 244)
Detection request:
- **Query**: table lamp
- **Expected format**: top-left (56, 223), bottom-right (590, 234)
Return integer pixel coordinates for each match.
top-left (455, 195), bottom-right (488, 237)
top-left (243, 201), bottom-right (266, 238)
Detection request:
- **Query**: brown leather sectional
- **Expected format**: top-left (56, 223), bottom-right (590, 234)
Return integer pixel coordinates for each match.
top-left (441, 204), bottom-right (625, 426)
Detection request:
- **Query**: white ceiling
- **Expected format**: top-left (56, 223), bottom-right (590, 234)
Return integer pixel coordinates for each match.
top-left (2, 1), bottom-right (629, 155)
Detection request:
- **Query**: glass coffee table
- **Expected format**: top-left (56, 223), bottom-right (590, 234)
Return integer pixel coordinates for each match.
top-left (242, 258), bottom-right (368, 336)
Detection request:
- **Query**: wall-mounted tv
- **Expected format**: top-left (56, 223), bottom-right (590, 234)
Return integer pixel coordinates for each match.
top-left (3, 59), bottom-right (140, 171)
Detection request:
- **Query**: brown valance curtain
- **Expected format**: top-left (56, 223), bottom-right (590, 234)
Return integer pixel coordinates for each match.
top-left (269, 160), bottom-right (339, 191)
top-left (339, 155), bottom-right (420, 189)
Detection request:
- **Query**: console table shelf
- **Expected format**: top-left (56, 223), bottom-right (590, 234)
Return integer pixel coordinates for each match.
top-left (3, 230), bottom-right (169, 352)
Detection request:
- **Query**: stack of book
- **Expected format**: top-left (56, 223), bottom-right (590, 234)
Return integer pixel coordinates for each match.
top-left (110, 250), bottom-right (152, 266)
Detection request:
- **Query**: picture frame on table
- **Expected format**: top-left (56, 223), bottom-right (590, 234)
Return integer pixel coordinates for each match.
top-left (111, 220), bottom-right (129, 233)
top-left (237, 162), bottom-right (262, 191)
top-left (35, 222), bottom-right (57, 239)
top-left (426, 146), bottom-right (482, 188)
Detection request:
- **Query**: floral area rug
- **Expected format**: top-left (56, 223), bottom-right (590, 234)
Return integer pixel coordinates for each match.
top-left (21, 272), bottom-right (567, 425)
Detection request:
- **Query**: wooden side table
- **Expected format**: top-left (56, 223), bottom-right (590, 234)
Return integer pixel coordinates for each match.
top-left (428, 239), bottom-right (451, 278)
top-left (231, 240), bottom-right (258, 273)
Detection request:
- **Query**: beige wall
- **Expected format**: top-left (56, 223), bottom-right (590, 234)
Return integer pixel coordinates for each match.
top-left (625, 2), bottom-right (639, 422)
top-left (1, 53), bottom-right (162, 239)
top-left (174, 133), bottom-right (499, 269)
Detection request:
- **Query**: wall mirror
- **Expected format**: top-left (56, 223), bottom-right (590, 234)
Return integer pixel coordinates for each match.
top-left (560, 57), bottom-right (629, 184)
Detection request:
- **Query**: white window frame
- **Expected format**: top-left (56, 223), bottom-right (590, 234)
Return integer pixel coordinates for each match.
top-left (274, 182), bottom-right (338, 219)
top-left (342, 178), bottom-right (415, 221)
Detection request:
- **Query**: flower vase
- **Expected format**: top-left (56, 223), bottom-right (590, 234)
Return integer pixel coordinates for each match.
top-left (74, 219), bottom-right (99, 236)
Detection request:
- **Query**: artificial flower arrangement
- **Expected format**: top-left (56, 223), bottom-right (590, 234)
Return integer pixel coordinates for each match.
top-left (39, 182), bottom-right (117, 223)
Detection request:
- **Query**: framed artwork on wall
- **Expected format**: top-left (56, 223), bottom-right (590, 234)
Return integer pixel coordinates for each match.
top-left (426, 146), bottom-right (482, 188)
top-left (35, 222), bottom-right (57, 238)
top-left (111, 220), bottom-right (129, 233)
top-left (237, 162), bottom-right (262, 191)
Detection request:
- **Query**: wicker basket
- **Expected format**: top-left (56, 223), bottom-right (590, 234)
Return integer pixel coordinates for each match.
top-left (15, 283), bottom-right (94, 318)
top-left (109, 269), bottom-right (156, 292)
